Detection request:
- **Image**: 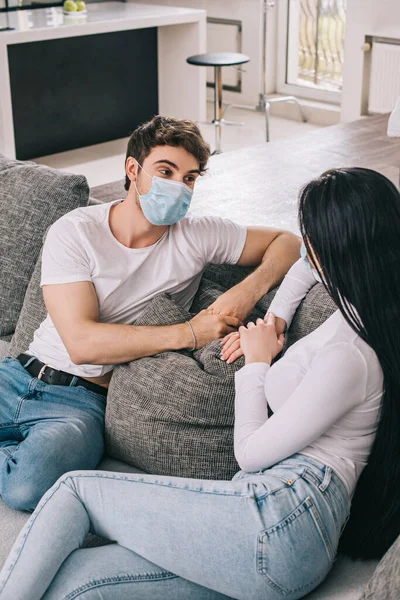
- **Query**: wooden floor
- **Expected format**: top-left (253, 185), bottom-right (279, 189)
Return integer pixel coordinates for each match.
top-left (90, 114), bottom-right (400, 234)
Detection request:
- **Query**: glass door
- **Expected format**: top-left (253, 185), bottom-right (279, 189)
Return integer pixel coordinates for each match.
top-left (277, 0), bottom-right (347, 104)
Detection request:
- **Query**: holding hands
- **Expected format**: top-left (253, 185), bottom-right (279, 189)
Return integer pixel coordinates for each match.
top-left (188, 309), bottom-right (243, 349)
top-left (221, 313), bottom-right (286, 365)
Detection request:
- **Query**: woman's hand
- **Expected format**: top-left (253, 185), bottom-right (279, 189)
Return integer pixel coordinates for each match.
top-left (239, 314), bottom-right (285, 365)
top-left (221, 315), bottom-right (286, 364)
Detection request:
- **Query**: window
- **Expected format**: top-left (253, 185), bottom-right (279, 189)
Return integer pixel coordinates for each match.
top-left (278, 0), bottom-right (347, 103)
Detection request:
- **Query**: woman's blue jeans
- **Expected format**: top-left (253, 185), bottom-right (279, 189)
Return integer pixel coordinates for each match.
top-left (0, 454), bottom-right (350, 600)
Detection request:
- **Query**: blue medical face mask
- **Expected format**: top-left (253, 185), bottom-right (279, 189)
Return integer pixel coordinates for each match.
top-left (300, 242), bottom-right (323, 284)
top-left (134, 165), bottom-right (193, 226)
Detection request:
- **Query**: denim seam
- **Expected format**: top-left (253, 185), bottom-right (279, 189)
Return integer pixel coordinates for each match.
top-left (0, 423), bottom-right (17, 430)
top-left (12, 392), bottom-right (29, 423)
top-left (301, 469), bottom-right (339, 525)
top-left (0, 447), bottom-right (15, 459)
top-left (319, 467), bottom-right (332, 492)
top-left (307, 499), bottom-right (335, 561)
top-left (299, 458), bottom-right (348, 498)
top-left (257, 497), bottom-right (333, 595)
top-left (301, 468), bottom-right (343, 510)
top-left (62, 571), bottom-right (179, 600)
top-left (255, 483), bottom-right (291, 504)
top-left (67, 473), bottom-right (252, 498)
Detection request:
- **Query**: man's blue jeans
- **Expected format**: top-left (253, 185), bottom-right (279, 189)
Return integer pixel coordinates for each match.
top-left (0, 357), bottom-right (105, 511)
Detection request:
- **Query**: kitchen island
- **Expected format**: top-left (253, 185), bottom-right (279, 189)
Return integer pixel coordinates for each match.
top-left (0, 2), bottom-right (206, 159)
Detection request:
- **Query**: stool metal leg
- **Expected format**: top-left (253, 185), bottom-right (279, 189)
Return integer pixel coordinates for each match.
top-left (265, 96), bottom-right (308, 122)
top-left (212, 66), bottom-right (223, 154)
top-left (265, 101), bottom-right (271, 143)
top-left (208, 65), bottom-right (246, 154)
top-left (223, 95), bottom-right (307, 142)
top-left (216, 66), bottom-right (223, 122)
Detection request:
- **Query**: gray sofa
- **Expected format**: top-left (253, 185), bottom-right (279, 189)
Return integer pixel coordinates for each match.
top-left (0, 154), bottom-right (391, 599)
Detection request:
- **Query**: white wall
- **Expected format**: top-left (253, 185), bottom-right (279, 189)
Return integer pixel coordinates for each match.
top-left (131, 0), bottom-right (278, 106)
top-left (341, 0), bottom-right (400, 121)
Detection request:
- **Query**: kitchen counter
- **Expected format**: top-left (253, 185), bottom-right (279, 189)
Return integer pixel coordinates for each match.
top-left (0, 2), bottom-right (207, 159)
top-left (0, 2), bottom-right (204, 43)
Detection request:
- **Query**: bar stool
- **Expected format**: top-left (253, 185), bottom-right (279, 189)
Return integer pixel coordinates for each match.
top-left (187, 52), bottom-right (250, 154)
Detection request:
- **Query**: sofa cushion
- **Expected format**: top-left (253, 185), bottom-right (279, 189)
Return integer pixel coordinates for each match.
top-left (8, 256), bottom-right (46, 357)
top-left (0, 340), bottom-right (10, 361)
top-left (105, 293), bottom-right (248, 479)
top-left (303, 556), bottom-right (379, 600)
top-left (358, 535), bottom-right (400, 600)
top-left (0, 155), bottom-right (89, 339)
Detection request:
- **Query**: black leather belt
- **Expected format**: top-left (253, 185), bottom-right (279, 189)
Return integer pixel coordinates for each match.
top-left (17, 354), bottom-right (107, 398)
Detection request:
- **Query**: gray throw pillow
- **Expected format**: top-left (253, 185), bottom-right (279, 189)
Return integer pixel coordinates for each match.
top-left (202, 263), bottom-right (254, 290)
top-left (105, 293), bottom-right (248, 479)
top-left (359, 535), bottom-right (400, 600)
top-left (0, 155), bottom-right (89, 339)
top-left (9, 255), bottom-right (46, 357)
top-left (106, 265), bottom-right (276, 480)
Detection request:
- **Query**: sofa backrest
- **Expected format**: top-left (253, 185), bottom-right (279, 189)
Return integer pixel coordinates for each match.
top-left (0, 155), bottom-right (89, 341)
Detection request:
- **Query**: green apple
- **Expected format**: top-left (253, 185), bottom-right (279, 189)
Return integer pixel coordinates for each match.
top-left (76, 1), bottom-right (86, 11)
top-left (64, 0), bottom-right (78, 11)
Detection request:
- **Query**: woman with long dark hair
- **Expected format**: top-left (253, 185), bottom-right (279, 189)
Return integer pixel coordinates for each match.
top-left (0, 167), bottom-right (398, 600)
top-left (299, 168), bottom-right (400, 560)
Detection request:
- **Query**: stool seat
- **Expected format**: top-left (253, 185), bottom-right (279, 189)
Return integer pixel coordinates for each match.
top-left (187, 52), bottom-right (251, 153)
top-left (187, 52), bottom-right (250, 67)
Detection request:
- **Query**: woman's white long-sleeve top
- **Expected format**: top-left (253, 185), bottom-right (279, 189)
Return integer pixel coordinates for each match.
top-left (234, 259), bottom-right (383, 495)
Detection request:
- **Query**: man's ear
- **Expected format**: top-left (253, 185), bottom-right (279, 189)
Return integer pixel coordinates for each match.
top-left (126, 157), bottom-right (139, 184)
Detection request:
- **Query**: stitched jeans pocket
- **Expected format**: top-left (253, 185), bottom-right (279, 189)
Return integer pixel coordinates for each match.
top-left (257, 497), bottom-right (334, 596)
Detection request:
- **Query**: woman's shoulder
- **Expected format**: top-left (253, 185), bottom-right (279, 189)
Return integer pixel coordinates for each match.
top-left (333, 311), bottom-right (378, 357)
top-left (330, 312), bottom-right (383, 390)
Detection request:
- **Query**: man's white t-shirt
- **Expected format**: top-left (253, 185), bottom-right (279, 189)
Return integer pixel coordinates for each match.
top-left (28, 200), bottom-right (247, 378)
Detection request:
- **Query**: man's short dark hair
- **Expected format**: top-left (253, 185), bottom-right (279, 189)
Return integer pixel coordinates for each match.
top-left (124, 115), bottom-right (211, 191)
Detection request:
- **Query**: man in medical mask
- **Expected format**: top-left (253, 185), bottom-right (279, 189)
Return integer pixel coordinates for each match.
top-left (0, 116), bottom-right (300, 512)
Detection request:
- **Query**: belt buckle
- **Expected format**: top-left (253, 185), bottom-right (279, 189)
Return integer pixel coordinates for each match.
top-left (37, 364), bottom-right (50, 381)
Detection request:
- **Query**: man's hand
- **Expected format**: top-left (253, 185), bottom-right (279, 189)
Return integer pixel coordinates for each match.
top-left (189, 310), bottom-right (242, 349)
top-left (239, 314), bottom-right (285, 365)
top-left (207, 284), bottom-right (257, 322)
top-left (221, 315), bottom-right (287, 363)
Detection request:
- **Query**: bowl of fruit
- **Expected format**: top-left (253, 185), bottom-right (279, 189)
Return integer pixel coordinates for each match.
top-left (63, 0), bottom-right (87, 16)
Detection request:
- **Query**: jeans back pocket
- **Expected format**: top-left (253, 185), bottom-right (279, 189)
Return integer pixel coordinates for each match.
top-left (257, 496), bottom-right (334, 596)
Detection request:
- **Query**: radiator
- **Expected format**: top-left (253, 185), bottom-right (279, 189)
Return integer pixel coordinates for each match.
top-left (369, 41), bottom-right (400, 113)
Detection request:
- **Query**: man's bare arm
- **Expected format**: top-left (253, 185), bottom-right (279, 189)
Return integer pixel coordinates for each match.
top-left (209, 227), bottom-right (301, 320)
top-left (236, 227), bottom-right (301, 296)
top-left (43, 282), bottom-right (241, 365)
